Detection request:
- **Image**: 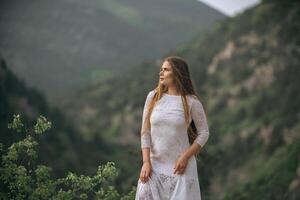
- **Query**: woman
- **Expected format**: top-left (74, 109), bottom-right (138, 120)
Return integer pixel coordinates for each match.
top-left (135, 56), bottom-right (210, 200)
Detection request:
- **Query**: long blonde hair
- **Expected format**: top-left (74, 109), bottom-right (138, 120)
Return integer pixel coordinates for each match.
top-left (143, 55), bottom-right (207, 156)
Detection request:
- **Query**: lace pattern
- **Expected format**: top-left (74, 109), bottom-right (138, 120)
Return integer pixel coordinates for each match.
top-left (141, 131), bottom-right (151, 149)
top-left (136, 171), bottom-right (199, 200)
top-left (191, 97), bottom-right (210, 148)
top-left (140, 91), bottom-right (155, 149)
top-left (136, 90), bottom-right (207, 200)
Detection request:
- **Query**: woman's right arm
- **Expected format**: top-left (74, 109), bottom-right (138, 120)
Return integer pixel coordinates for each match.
top-left (139, 90), bottom-right (154, 183)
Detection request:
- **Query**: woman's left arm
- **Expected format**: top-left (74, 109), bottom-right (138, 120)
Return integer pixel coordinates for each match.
top-left (174, 98), bottom-right (210, 174)
top-left (183, 98), bottom-right (210, 159)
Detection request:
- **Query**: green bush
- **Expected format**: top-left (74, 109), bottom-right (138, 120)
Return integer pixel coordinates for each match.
top-left (0, 114), bottom-right (136, 200)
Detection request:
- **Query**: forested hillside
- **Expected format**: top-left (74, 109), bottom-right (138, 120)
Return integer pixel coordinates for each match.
top-left (0, 57), bottom-right (142, 194)
top-left (59, 0), bottom-right (300, 199)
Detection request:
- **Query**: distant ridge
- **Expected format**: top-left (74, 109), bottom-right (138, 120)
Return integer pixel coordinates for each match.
top-left (0, 0), bottom-right (226, 101)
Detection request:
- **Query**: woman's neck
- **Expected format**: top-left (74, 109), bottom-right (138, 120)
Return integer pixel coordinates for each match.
top-left (167, 87), bottom-right (180, 96)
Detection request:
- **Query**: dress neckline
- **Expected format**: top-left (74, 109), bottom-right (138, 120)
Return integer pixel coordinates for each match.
top-left (163, 92), bottom-right (182, 97)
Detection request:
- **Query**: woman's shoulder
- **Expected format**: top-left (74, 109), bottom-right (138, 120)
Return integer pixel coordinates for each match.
top-left (145, 89), bottom-right (156, 100)
top-left (186, 94), bottom-right (198, 101)
top-left (187, 94), bottom-right (203, 107)
top-left (148, 89), bottom-right (156, 96)
top-left (147, 90), bottom-right (198, 101)
top-left (187, 94), bottom-right (197, 98)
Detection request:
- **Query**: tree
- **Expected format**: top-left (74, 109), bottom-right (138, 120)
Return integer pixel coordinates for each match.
top-left (0, 114), bottom-right (136, 200)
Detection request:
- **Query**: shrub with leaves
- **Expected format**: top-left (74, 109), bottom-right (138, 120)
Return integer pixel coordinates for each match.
top-left (0, 114), bottom-right (136, 200)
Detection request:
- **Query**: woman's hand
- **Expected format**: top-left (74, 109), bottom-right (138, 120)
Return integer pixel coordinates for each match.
top-left (173, 154), bottom-right (189, 175)
top-left (139, 161), bottom-right (152, 183)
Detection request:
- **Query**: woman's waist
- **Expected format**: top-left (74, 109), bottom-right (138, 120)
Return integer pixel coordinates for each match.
top-left (150, 149), bottom-right (181, 162)
top-left (150, 156), bottom-right (197, 177)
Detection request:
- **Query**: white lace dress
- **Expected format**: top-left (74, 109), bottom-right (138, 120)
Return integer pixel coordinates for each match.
top-left (135, 90), bottom-right (210, 200)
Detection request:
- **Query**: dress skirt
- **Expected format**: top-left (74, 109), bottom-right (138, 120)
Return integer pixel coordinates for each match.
top-left (135, 156), bottom-right (202, 200)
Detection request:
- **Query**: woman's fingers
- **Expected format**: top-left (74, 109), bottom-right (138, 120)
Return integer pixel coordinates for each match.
top-left (177, 168), bottom-right (185, 174)
top-left (174, 162), bottom-right (179, 171)
top-left (174, 163), bottom-right (186, 174)
top-left (140, 170), bottom-right (151, 183)
top-left (178, 167), bottom-right (186, 174)
top-left (173, 163), bottom-right (179, 174)
top-left (180, 164), bottom-right (187, 174)
top-left (173, 160), bottom-right (182, 173)
top-left (144, 171), bottom-right (149, 182)
top-left (140, 170), bottom-right (145, 182)
top-left (142, 171), bottom-right (147, 182)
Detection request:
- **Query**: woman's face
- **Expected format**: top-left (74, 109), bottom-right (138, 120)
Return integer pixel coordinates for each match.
top-left (159, 61), bottom-right (174, 87)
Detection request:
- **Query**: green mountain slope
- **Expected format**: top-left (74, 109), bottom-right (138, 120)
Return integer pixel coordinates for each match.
top-left (0, 56), bottom-right (143, 194)
top-left (0, 0), bottom-right (226, 101)
top-left (59, 0), bottom-right (300, 199)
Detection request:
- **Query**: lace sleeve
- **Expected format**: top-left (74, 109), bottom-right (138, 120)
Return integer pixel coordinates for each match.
top-left (141, 90), bottom-right (155, 149)
top-left (191, 98), bottom-right (210, 148)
